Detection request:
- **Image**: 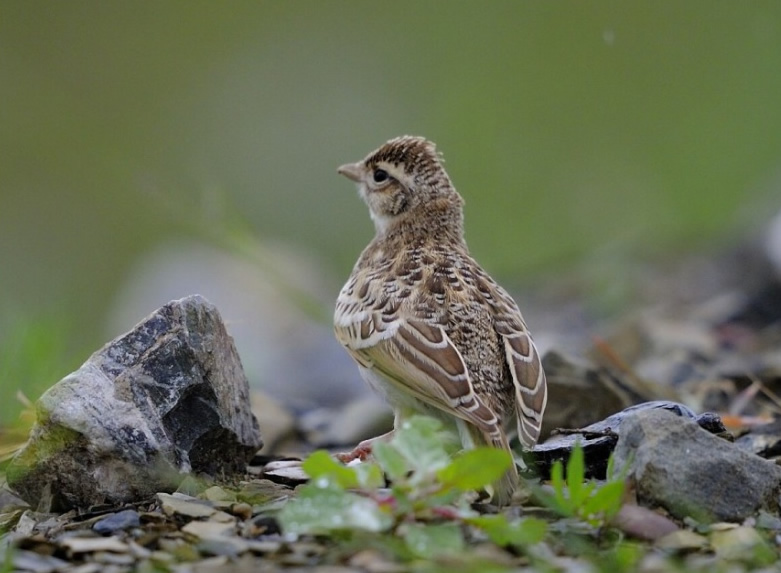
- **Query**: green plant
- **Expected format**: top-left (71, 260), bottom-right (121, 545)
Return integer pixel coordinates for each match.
top-left (0, 543), bottom-right (14, 573)
top-left (279, 416), bottom-right (548, 561)
top-left (537, 444), bottom-right (625, 529)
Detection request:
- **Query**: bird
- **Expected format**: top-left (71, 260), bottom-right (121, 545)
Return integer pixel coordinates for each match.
top-left (333, 135), bottom-right (547, 505)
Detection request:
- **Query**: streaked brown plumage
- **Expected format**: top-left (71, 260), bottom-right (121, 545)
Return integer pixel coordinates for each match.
top-left (334, 136), bottom-right (547, 505)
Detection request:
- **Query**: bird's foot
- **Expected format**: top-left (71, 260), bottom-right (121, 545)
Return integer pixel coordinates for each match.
top-left (335, 430), bottom-right (396, 463)
top-left (335, 441), bottom-right (373, 463)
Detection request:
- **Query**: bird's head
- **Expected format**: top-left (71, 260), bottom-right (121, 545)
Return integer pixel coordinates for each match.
top-left (338, 136), bottom-right (464, 236)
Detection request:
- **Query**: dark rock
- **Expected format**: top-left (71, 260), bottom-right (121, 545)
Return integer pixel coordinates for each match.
top-left (694, 411), bottom-right (728, 435)
top-left (7, 295), bottom-right (262, 510)
top-left (533, 401), bottom-right (725, 480)
top-left (613, 409), bottom-right (781, 523)
top-left (735, 418), bottom-right (781, 459)
top-left (93, 509), bottom-right (141, 534)
top-left (247, 515), bottom-right (282, 537)
top-left (530, 430), bottom-right (616, 481)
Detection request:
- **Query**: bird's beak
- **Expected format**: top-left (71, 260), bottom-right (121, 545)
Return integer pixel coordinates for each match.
top-left (337, 162), bottom-right (362, 183)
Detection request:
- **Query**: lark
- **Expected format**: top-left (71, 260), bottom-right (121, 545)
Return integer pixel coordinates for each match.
top-left (334, 136), bottom-right (547, 505)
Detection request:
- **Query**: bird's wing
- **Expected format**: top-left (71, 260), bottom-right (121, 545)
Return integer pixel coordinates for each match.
top-left (334, 308), bottom-right (503, 442)
top-left (482, 283), bottom-right (548, 448)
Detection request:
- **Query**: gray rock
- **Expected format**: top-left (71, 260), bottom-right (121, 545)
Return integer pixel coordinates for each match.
top-left (262, 460), bottom-right (309, 487)
top-left (92, 509), bottom-right (141, 534)
top-left (0, 485), bottom-right (28, 511)
top-left (157, 492), bottom-right (233, 521)
top-left (534, 400), bottom-right (725, 480)
top-left (59, 535), bottom-right (130, 554)
top-left (107, 242), bottom-right (367, 412)
top-left (7, 295), bottom-right (262, 510)
top-left (613, 409), bottom-right (781, 523)
top-left (5, 549), bottom-right (69, 573)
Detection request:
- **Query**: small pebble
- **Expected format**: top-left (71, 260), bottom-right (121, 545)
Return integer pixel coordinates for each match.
top-left (93, 509), bottom-right (141, 534)
top-left (230, 502), bottom-right (253, 520)
top-left (245, 515), bottom-right (281, 537)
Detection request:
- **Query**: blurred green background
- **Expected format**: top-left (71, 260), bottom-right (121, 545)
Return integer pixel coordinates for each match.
top-left (2, 1), bottom-right (781, 426)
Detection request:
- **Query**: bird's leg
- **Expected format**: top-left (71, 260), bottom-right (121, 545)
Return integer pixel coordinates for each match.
top-left (335, 430), bottom-right (396, 463)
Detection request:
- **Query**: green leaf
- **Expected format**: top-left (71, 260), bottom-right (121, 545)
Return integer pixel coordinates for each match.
top-left (391, 416), bottom-right (451, 475)
top-left (469, 515), bottom-right (548, 547)
top-left (342, 531), bottom-right (417, 563)
top-left (388, 482), bottom-right (414, 514)
top-left (566, 444), bottom-right (585, 506)
top-left (549, 461), bottom-right (572, 516)
top-left (608, 541), bottom-right (644, 571)
top-left (353, 461), bottom-right (385, 489)
top-left (302, 450), bottom-right (360, 489)
top-left (278, 485), bottom-right (393, 534)
top-left (437, 447), bottom-right (512, 491)
top-left (373, 441), bottom-right (410, 481)
top-left (468, 515), bottom-right (511, 545)
top-left (581, 482), bottom-right (597, 513)
top-left (402, 523), bottom-right (464, 558)
top-left (581, 479), bottom-right (624, 522)
top-left (511, 517), bottom-right (548, 546)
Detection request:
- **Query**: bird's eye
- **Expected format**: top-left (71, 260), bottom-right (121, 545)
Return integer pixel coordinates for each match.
top-left (373, 169), bottom-right (389, 183)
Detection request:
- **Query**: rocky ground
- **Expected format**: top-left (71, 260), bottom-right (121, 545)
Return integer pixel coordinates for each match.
top-left (5, 234), bottom-right (781, 572)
